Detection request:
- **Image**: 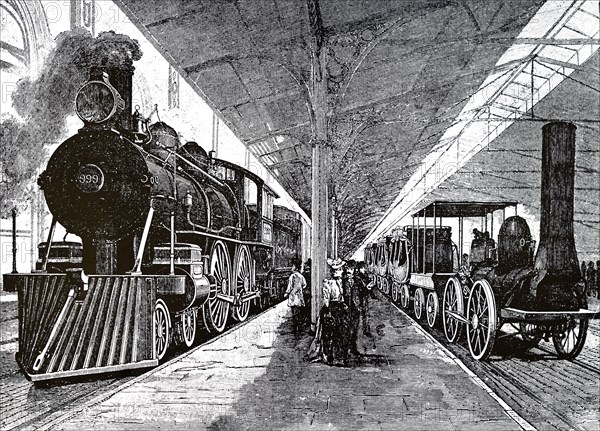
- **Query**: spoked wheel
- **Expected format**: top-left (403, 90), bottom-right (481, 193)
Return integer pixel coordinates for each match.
top-left (203, 241), bottom-right (232, 334)
top-left (180, 309), bottom-right (197, 348)
top-left (391, 283), bottom-right (398, 302)
top-left (466, 280), bottom-right (497, 361)
top-left (232, 246), bottom-right (252, 322)
top-left (154, 299), bottom-right (171, 361)
top-left (400, 284), bottom-right (410, 309)
top-left (519, 322), bottom-right (541, 349)
top-left (413, 288), bottom-right (425, 320)
top-left (381, 278), bottom-right (389, 295)
top-left (426, 291), bottom-right (439, 328)
top-left (553, 318), bottom-right (588, 360)
top-left (443, 278), bottom-right (464, 343)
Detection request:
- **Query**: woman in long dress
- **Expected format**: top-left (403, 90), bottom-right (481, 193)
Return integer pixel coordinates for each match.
top-left (307, 258), bottom-right (350, 365)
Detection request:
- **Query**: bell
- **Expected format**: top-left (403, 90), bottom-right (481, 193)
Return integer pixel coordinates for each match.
top-left (132, 105), bottom-right (149, 143)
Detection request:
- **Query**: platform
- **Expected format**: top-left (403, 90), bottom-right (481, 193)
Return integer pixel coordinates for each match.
top-left (31, 294), bottom-right (530, 431)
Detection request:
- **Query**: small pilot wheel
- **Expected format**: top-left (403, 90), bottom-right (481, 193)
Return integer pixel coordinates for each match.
top-left (426, 291), bottom-right (439, 328)
top-left (180, 309), bottom-right (196, 348)
top-left (414, 288), bottom-right (425, 320)
top-left (391, 282), bottom-right (399, 303)
top-left (443, 278), bottom-right (464, 343)
top-left (519, 322), bottom-right (541, 348)
top-left (154, 299), bottom-right (171, 361)
top-left (400, 284), bottom-right (410, 309)
top-left (466, 280), bottom-right (497, 361)
top-left (553, 318), bottom-right (588, 360)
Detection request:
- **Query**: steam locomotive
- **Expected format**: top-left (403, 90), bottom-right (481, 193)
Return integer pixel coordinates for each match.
top-left (367, 121), bottom-right (598, 361)
top-left (3, 62), bottom-right (303, 382)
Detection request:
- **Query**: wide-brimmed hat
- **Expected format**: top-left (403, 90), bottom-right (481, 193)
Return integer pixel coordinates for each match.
top-left (327, 258), bottom-right (346, 270)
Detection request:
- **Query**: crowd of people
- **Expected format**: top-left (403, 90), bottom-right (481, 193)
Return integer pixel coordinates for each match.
top-left (581, 260), bottom-right (599, 298)
top-left (284, 256), bottom-right (598, 367)
top-left (284, 257), bottom-right (375, 367)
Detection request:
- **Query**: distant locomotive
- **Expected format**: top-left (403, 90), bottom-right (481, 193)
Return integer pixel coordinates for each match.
top-left (369, 121), bottom-right (598, 361)
top-left (4, 62), bottom-right (303, 382)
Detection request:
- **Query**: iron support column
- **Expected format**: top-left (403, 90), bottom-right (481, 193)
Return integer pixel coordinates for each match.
top-left (308, 0), bottom-right (331, 331)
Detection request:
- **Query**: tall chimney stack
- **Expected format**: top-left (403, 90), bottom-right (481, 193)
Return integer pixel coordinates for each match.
top-left (533, 121), bottom-right (581, 310)
top-left (106, 65), bottom-right (134, 132)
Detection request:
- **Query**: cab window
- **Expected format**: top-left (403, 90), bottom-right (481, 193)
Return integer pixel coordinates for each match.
top-left (262, 191), bottom-right (273, 219)
top-left (245, 177), bottom-right (257, 207)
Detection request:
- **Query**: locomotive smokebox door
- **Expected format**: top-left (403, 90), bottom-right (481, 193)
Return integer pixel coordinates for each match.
top-left (40, 130), bottom-right (151, 240)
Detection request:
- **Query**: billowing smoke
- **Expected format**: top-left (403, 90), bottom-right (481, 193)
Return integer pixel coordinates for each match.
top-left (1, 29), bottom-right (142, 218)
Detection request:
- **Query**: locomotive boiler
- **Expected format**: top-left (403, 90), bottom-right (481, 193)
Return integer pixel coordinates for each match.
top-left (4, 59), bottom-right (303, 382)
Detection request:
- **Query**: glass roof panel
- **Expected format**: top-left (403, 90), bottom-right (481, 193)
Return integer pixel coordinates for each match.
top-left (517, 0), bottom-right (575, 38)
top-left (569, 10), bottom-right (599, 35)
top-left (554, 26), bottom-right (590, 39)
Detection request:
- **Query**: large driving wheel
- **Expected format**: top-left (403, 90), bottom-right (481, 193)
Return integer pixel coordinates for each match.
top-left (400, 284), bottom-right (410, 309)
top-left (466, 280), bottom-right (497, 361)
top-left (154, 299), bottom-right (171, 361)
top-left (553, 318), bottom-right (588, 360)
top-left (414, 288), bottom-right (425, 320)
top-left (180, 309), bottom-right (196, 348)
top-left (426, 291), bottom-right (439, 328)
top-left (232, 246), bottom-right (252, 322)
top-left (443, 277), bottom-right (464, 343)
top-left (203, 241), bottom-right (232, 334)
top-left (391, 282), bottom-right (399, 303)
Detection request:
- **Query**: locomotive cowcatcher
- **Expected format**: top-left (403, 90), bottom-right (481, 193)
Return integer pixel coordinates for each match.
top-left (3, 59), bottom-right (302, 382)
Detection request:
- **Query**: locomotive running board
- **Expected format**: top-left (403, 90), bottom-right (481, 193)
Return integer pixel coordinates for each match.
top-left (501, 307), bottom-right (600, 322)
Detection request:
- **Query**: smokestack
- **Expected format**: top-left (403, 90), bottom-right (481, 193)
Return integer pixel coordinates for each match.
top-left (105, 65), bottom-right (134, 131)
top-left (533, 121), bottom-right (580, 310)
top-left (88, 31), bottom-right (141, 132)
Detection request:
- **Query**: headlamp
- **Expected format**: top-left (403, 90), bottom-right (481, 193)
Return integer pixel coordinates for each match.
top-left (75, 72), bottom-right (124, 124)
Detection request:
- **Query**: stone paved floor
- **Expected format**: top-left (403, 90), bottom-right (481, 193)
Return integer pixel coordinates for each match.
top-left (46, 295), bottom-right (521, 430)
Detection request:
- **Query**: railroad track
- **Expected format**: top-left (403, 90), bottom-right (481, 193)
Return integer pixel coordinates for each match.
top-left (384, 292), bottom-right (600, 431)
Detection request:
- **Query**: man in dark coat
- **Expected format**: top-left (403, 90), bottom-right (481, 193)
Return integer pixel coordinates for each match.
top-left (354, 262), bottom-right (374, 338)
top-left (344, 260), bottom-right (361, 355)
